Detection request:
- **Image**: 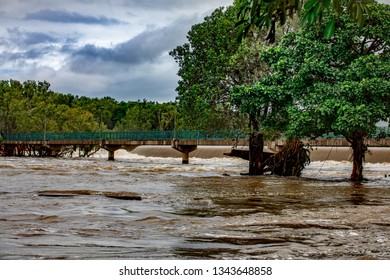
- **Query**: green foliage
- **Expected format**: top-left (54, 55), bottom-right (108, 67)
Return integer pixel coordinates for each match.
top-left (278, 3), bottom-right (390, 140)
top-left (233, 1), bottom-right (389, 180)
top-left (236, 0), bottom-right (374, 42)
top-left (0, 80), bottom-right (182, 134)
top-left (170, 3), bottom-right (289, 132)
top-left (231, 43), bottom-right (293, 134)
top-left (170, 5), bottom-right (246, 131)
top-left (0, 80), bottom-right (101, 133)
top-left (115, 100), bottom-right (178, 131)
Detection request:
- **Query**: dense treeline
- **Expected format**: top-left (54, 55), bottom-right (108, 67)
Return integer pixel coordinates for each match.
top-left (0, 79), bottom-right (181, 134)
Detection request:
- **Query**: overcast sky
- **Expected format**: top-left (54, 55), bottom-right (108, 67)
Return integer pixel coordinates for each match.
top-left (0, 0), bottom-right (233, 102)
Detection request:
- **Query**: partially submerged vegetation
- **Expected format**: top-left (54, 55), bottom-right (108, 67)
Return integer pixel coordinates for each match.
top-left (264, 139), bottom-right (311, 177)
top-left (172, 0), bottom-right (389, 181)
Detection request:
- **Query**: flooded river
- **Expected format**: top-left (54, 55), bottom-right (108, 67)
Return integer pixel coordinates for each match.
top-left (1, 147), bottom-right (390, 260)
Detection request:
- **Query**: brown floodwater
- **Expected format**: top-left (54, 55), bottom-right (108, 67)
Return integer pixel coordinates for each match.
top-left (1, 147), bottom-right (389, 259)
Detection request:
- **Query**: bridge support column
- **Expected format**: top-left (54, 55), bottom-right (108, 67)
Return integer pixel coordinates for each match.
top-left (102, 144), bottom-right (123, 161)
top-left (182, 151), bottom-right (190, 164)
top-left (103, 144), bottom-right (139, 161)
top-left (171, 139), bottom-right (197, 164)
top-left (108, 150), bottom-right (115, 161)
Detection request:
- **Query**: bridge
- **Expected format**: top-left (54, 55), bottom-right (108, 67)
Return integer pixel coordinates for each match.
top-left (0, 130), bottom-right (246, 163)
top-left (1, 128), bottom-right (389, 163)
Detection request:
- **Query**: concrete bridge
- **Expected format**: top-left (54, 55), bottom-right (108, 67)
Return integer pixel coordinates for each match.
top-left (2, 129), bottom-right (389, 163)
top-left (0, 131), bottom-right (246, 163)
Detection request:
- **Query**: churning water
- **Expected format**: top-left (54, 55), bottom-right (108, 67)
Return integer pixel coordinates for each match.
top-left (1, 147), bottom-right (390, 260)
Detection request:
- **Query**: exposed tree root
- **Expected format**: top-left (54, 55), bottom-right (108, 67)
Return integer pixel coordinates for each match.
top-left (264, 138), bottom-right (310, 177)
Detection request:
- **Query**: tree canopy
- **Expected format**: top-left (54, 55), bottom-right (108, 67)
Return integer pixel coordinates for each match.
top-left (232, 1), bottom-right (390, 180)
top-left (236, 0), bottom-right (374, 42)
top-left (0, 80), bottom-right (182, 134)
top-left (169, 6), bottom-right (243, 130)
top-left (169, 2), bottom-right (297, 132)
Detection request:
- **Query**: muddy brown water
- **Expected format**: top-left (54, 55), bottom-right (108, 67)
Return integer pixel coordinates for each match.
top-left (1, 147), bottom-right (389, 259)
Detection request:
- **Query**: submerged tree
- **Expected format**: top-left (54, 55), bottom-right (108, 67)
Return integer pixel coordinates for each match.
top-left (233, 2), bottom-right (390, 181)
top-left (264, 138), bottom-right (311, 176)
top-left (171, 2), bottom-right (300, 174)
top-left (231, 53), bottom-right (294, 175)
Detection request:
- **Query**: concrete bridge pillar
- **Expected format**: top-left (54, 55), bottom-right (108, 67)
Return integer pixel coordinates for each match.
top-left (108, 150), bottom-right (115, 161)
top-left (171, 139), bottom-right (197, 164)
top-left (102, 145), bottom-right (122, 161)
top-left (103, 144), bottom-right (139, 161)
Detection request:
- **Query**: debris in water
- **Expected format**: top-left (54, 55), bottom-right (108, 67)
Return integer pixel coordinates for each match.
top-left (38, 190), bottom-right (142, 200)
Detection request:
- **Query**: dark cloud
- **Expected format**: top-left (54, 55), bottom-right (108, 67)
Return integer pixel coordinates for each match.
top-left (24, 9), bottom-right (124, 25)
top-left (0, 0), bottom-right (234, 101)
top-left (68, 16), bottom-right (194, 73)
top-left (1, 45), bottom-right (56, 62)
top-left (0, 27), bottom-right (79, 68)
top-left (6, 28), bottom-right (59, 47)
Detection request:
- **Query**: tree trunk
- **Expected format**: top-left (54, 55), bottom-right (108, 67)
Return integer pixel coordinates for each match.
top-left (350, 132), bottom-right (366, 182)
top-left (249, 132), bottom-right (264, 175)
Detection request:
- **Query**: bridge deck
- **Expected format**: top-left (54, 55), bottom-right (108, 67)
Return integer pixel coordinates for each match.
top-left (2, 139), bottom-right (243, 146)
top-left (0, 131), bottom-right (247, 162)
top-left (2, 128), bottom-right (390, 147)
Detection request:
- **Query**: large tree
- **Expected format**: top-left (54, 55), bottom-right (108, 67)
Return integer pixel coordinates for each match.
top-left (170, 2), bottom-right (300, 174)
top-left (170, 6), bottom-right (241, 131)
top-left (233, 2), bottom-right (390, 181)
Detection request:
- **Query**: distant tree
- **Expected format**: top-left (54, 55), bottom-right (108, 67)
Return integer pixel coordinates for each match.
top-left (156, 102), bottom-right (178, 131)
top-left (0, 80), bottom-right (55, 133)
top-left (0, 79), bottom-right (186, 134)
top-left (116, 101), bottom-right (179, 131)
top-left (62, 108), bottom-right (99, 132)
top-left (0, 80), bottom-right (100, 133)
top-left (117, 103), bottom-right (154, 131)
top-left (112, 101), bottom-right (129, 129)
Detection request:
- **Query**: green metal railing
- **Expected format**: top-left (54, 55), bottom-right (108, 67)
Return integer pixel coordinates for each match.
top-left (1, 127), bottom-right (388, 142)
top-left (1, 130), bottom-right (241, 141)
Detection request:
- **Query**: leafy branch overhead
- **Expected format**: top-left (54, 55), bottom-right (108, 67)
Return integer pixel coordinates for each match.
top-left (236, 0), bottom-right (373, 42)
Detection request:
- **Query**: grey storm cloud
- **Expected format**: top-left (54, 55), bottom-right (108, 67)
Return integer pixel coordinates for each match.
top-left (68, 17), bottom-right (194, 73)
top-left (0, 0), bottom-right (234, 101)
top-left (0, 46), bottom-right (54, 67)
top-left (24, 9), bottom-right (124, 25)
top-left (6, 28), bottom-right (59, 47)
top-left (0, 27), bottom-right (78, 61)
